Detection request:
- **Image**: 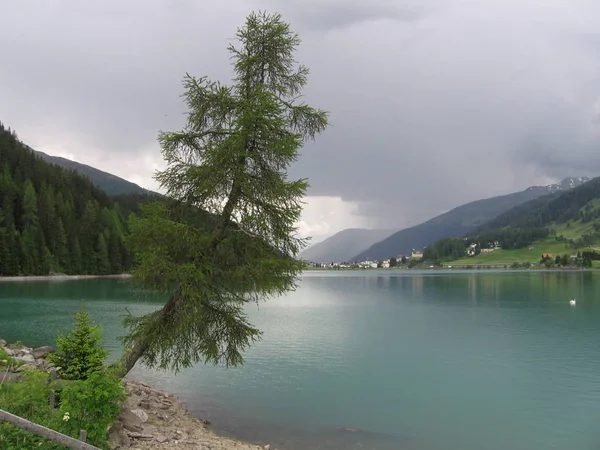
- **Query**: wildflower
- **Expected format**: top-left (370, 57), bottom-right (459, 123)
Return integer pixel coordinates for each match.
top-left (62, 412), bottom-right (70, 422)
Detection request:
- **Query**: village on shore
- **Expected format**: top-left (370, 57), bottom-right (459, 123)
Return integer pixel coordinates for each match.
top-left (306, 239), bottom-right (593, 271)
top-left (307, 248), bottom-right (426, 269)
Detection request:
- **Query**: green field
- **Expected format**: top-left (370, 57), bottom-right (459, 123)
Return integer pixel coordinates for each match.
top-left (552, 220), bottom-right (596, 240)
top-left (450, 239), bottom-right (574, 265)
top-left (449, 218), bottom-right (600, 266)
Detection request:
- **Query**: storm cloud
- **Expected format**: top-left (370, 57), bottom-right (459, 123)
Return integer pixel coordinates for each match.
top-left (2, 0), bottom-right (600, 238)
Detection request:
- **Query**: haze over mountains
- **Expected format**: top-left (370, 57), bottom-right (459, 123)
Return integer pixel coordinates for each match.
top-left (302, 177), bottom-right (590, 263)
top-left (300, 228), bottom-right (395, 263)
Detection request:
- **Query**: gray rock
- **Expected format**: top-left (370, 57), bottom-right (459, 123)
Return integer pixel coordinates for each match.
top-left (155, 434), bottom-right (168, 443)
top-left (35, 358), bottom-right (51, 371)
top-left (119, 408), bottom-right (144, 432)
top-left (0, 339), bottom-right (6, 346)
top-left (15, 354), bottom-right (35, 364)
top-left (176, 430), bottom-right (188, 441)
top-left (0, 371), bottom-right (22, 383)
top-left (6, 343), bottom-right (31, 353)
top-left (3, 348), bottom-right (15, 357)
top-left (131, 409), bottom-right (149, 423)
top-left (31, 346), bottom-right (54, 359)
top-left (150, 399), bottom-right (171, 410)
top-left (15, 363), bottom-right (36, 372)
top-left (108, 422), bottom-right (131, 449)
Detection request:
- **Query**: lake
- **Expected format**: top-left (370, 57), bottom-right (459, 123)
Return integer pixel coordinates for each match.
top-left (1, 270), bottom-right (600, 449)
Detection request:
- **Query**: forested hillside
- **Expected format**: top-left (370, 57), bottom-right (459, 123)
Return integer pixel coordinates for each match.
top-left (0, 122), bottom-right (142, 276)
top-left (424, 176), bottom-right (600, 262)
top-left (475, 176), bottom-right (600, 231)
top-left (351, 177), bottom-right (588, 262)
top-left (33, 149), bottom-right (151, 196)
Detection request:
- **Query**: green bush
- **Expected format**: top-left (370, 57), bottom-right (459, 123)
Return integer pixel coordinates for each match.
top-left (0, 306), bottom-right (125, 449)
top-left (0, 371), bottom-right (64, 450)
top-left (59, 370), bottom-right (125, 447)
top-left (0, 349), bottom-right (19, 372)
top-left (0, 369), bottom-right (125, 449)
top-left (47, 302), bottom-right (109, 380)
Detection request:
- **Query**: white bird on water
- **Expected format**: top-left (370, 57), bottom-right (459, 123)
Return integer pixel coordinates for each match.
top-left (569, 299), bottom-right (576, 306)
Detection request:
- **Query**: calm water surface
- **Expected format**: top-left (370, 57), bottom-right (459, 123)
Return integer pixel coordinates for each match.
top-left (1, 270), bottom-right (600, 449)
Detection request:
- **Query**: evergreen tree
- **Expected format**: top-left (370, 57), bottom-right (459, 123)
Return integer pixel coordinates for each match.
top-left (0, 208), bottom-right (7, 275)
top-left (22, 179), bottom-right (39, 229)
top-left (55, 217), bottom-right (70, 272)
top-left (120, 12), bottom-right (328, 376)
top-left (20, 228), bottom-right (39, 275)
top-left (42, 245), bottom-right (55, 274)
top-left (47, 302), bottom-right (109, 380)
top-left (69, 237), bottom-right (83, 275)
top-left (96, 233), bottom-right (111, 275)
top-left (108, 231), bottom-right (123, 274)
top-left (0, 121), bottom-right (136, 276)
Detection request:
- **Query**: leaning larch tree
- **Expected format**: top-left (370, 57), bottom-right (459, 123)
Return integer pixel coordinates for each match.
top-left (117, 12), bottom-right (329, 376)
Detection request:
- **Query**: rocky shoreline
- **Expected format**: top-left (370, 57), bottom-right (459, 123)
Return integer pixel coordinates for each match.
top-left (0, 340), bottom-right (273, 450)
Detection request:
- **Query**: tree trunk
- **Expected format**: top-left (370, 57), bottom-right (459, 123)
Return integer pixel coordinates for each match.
top-left (113, 290), bottom-right (181, 378)
top-left (116, 339), bottom-right (150, 378)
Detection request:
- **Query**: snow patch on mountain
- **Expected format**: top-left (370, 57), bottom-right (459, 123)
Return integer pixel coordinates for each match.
top-left (526, 177), bottom-right (591, 194)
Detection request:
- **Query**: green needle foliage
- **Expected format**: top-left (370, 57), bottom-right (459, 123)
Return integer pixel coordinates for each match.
top-left (120, 11), bottom-right (328, 376)
top-left (48, 302), bottom-right (109, 380)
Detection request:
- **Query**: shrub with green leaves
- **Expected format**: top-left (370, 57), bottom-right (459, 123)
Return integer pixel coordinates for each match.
top-left (0, 371), bottom-right (64, 450)
top-left (1, 305), bottom-right (125, 449)
top-left (47, 303), bottom-right (109, 380)
top-left (59, 369), bottom-right (125, 447)
top-left (0, 368), bottom-right (125, 449)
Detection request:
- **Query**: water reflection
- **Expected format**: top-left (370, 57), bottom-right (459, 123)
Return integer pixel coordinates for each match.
top-left (4, 272), bottom-right (600, 450)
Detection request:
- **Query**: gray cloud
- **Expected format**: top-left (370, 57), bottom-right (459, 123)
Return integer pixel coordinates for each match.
top-left (263, 0), bottom-right (428, 31)
top-left (2, 0), bottom-right (600, 233)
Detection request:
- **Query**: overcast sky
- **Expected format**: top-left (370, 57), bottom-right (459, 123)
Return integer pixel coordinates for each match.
top-left (3, 0), bottom-right (600, 240)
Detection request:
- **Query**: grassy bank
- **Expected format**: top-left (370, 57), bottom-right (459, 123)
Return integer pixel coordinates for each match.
top-left (446, 217), bottom-right (600, 267)
top-left (450, 239), bottom-right (573, 265)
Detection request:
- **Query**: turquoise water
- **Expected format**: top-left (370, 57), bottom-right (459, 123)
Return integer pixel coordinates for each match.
top-left (1, 271), bottom-right (600, 449)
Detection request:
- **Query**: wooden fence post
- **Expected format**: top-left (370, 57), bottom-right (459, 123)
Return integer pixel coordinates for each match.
top-left (0, 409), bottom-right (100, 450)
top-left (79, 429), bottom-right (87, 442)
top-left (49, 368), bottom-right (57, 409)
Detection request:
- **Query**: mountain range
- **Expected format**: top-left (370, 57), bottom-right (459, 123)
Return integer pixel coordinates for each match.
top-left (32, 148), bottom-right (151, 196)
top-left (23, 144), bottom-right (592, 265)
top-left (423, 174), bottom-right (600, 264)
top-left (302, 177), bottom-right (590, 263)
top-left (300, 228), bottom-right (395, 263)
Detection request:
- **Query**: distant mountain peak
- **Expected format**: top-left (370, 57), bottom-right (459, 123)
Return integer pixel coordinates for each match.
top-left (526, 176), bottom-right (591, 193)
top-left (299, 228), bottom-right (396, 263)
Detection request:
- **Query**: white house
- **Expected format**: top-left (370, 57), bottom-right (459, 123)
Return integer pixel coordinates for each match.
top-left (411, 249), bottom-right (423, 259)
